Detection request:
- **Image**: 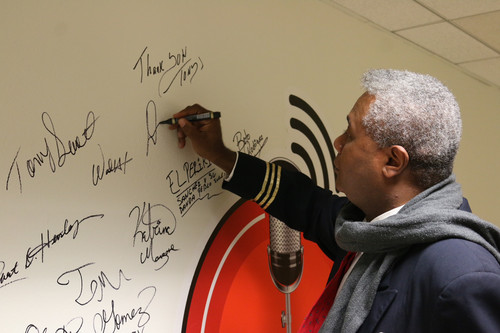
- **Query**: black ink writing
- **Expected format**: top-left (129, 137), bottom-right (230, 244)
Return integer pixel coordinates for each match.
top-left (233, 129), bottom-right (268, 157)
top-left (0, 260), bottom-right (25, 289)
top-left (25, 317), bottom-right (84, 333)
top-left (133, 47), bottom-right (165, 83)
top-left (57, 263), bottom-right (132, 306)
top-left (134, 46), bottom-right (204, 97)
top-left (183, 158), bottom-right (213, 183)
top-left (166, 157), bottom-right (212, 195)
top-left (92, 286), bottom-right (156, 333)
top-left (165, 156), bottom-right (225, 216)
top-left (92, 145), bottom-right (133, 186)
top-left (145, 100), bottom-right (159, 157)
top-left (165, 170), bottom-right (186, 195)
top-left (5, 147), bottom-right (22, 192)
top-left (130, 203), bottom-right (178, 270)
top-left (5, 111), bottom-right (98, 193)
top-left (30, 111), bottom-right (97, 176)
top-left (25, 214), bottom-right (104, 269)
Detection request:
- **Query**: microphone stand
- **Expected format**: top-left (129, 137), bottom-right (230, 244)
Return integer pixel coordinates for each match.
top-left (283, 293), bottom-right (292, 333)
top-left (268, 245), bottom-right (304, 333)
top-left (267, 158), bottom-right (306, 332)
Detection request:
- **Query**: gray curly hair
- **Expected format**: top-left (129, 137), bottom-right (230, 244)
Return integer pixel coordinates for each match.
top-left (361, 69), bottom-right (462, 189)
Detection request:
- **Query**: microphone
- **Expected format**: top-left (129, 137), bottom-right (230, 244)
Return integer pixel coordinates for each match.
top-left (268, 216), bottom-right (304, 293)
top-left (268, 215), bottom-right (304, 332)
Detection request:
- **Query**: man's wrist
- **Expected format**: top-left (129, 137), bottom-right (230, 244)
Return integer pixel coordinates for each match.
top-left (213, 149), bottom-right (237, 175)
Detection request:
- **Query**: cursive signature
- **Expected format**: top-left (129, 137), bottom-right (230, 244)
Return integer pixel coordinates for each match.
top-left (25, 317), bottom-right (84, 333)
top-left (92, 286), bottom-right (156, 333)
top-left (92, 145), bottom-right (133, 186)
top-left (233, 129), bottom-right (268, 157)
top-left (145, 100), bottom-right (159, 157)
top-left (132, 46), bottom-right (204, 97)
top-left (130, 203), bottom-right (179, 270)
top-left (25, 214), bottom-right (104, 269)
top-left (6, 111), bottom-right (98, 193)
top-left (0, 260), bottom-right (25, 289)
top-left (166, 157), bottom-right (213, 195)
top-left (57, 263), bottom-right (132, 306)
top-left (166, 157), bottom-right (225, 216)
top-left (175, 168), bottom-right (224, 216)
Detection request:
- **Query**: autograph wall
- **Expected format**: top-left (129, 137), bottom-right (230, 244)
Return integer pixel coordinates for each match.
top-left (2, 1), bottom-right (497, 332)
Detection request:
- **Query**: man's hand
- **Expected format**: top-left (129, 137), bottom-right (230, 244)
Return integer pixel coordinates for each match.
top-left (170, 104), bottom-right (236, 174)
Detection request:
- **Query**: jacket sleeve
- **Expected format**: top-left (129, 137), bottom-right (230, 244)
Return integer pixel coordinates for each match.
top-left (222, 152), bottom-right (348, 261)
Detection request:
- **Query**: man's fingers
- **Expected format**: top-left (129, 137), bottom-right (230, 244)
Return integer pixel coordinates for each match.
top-left (170, 104), bottom-right (219, 152)
top-left (176, 126), bottom-right (187, 148)
top-left (172, 104), bottom-right (208, 119)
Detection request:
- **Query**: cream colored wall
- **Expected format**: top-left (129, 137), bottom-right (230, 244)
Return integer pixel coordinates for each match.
top-left (448, 76), bottom-right (500, 225)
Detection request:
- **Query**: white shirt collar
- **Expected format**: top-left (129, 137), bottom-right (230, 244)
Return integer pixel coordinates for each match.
top-left (370, 205), bottom-right (404, 222)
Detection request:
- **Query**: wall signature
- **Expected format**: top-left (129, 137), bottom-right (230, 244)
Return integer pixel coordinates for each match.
top-left (233, 129), bottom-right (268, 157)
top-left (133, 46), bottom-right (204, 97)
top-left (130, 202), bottom-right (179, 271)
top-left (0, 213), bottom-right (104, 290)
top-left (6, 111), bottom-right (98, 193)
top-left (166, 157), bottom-right (225, 217)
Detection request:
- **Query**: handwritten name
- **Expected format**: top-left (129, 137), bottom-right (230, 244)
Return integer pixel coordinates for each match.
top-left (25, 214), bottom-right (104, 269)
top-left (57, 263), bottom-right (132, 306)
top-left (25, 285), bottom-right (155, 333)
top-left (130, 202), bottom-right (179, 270)
top-left (145, 100), bottom-right (159, 157)
top-left (92, 145), bottom-right (133, 186)
top-left (93, 286), bottom-right (156, 333)
top-left (0, 260), bottom-right (24, 289)
top-left (25, 317), bottom-right (84, 333)
top-left (166, 157), bottom-right (213, 195)
top-left (167, 163), bottom-right (225, 216)
top-left (133, 46), bottom-right (204, 97)
top-left (6, 111), bottom-right (98, 193)
top-left (233, 129), bottom-right (268, 157)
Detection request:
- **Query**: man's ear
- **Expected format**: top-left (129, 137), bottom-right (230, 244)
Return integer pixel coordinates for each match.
top-left (382, 145), bottom-right (409, 178)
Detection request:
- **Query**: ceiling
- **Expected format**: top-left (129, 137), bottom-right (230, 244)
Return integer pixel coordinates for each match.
top-left (326, 0), bottom-right (500, 90)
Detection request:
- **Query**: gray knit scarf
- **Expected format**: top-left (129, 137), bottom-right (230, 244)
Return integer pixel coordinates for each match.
top-left (319, 175), bottom-right (500, 333)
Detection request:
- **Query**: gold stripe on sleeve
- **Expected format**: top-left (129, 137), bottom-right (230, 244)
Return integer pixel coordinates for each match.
top-left (254, 162), bottom-right (270, 202)
top-left (262, 165), bottom-right (281, 209)
top-left (257, 163), bottom-right (276, 207)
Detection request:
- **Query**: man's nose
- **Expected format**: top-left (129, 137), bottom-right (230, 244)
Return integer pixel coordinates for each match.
top-left (334, 134), bottom-right (343, 155)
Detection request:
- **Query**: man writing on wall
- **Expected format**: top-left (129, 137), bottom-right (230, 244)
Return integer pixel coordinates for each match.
top-left (170, 69), bottom-right (500, 332)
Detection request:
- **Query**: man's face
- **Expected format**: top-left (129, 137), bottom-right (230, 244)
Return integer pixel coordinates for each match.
top-left (333, 92), bottom-right (387, 209)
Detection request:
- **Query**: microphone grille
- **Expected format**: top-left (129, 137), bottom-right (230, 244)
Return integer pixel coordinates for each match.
top-left (269, 216), bottom-right (301, 253)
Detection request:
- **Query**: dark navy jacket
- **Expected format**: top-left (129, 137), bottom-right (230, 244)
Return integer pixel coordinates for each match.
top-left (223, 153), bottom-right (500, 332)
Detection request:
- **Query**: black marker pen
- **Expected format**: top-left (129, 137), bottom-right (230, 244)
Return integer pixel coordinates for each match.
top-left (159, 111), bottom-right (221, 125)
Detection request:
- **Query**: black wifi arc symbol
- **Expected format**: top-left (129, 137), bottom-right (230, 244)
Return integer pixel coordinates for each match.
top-left (289, 95), bottom-right (336, 189)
